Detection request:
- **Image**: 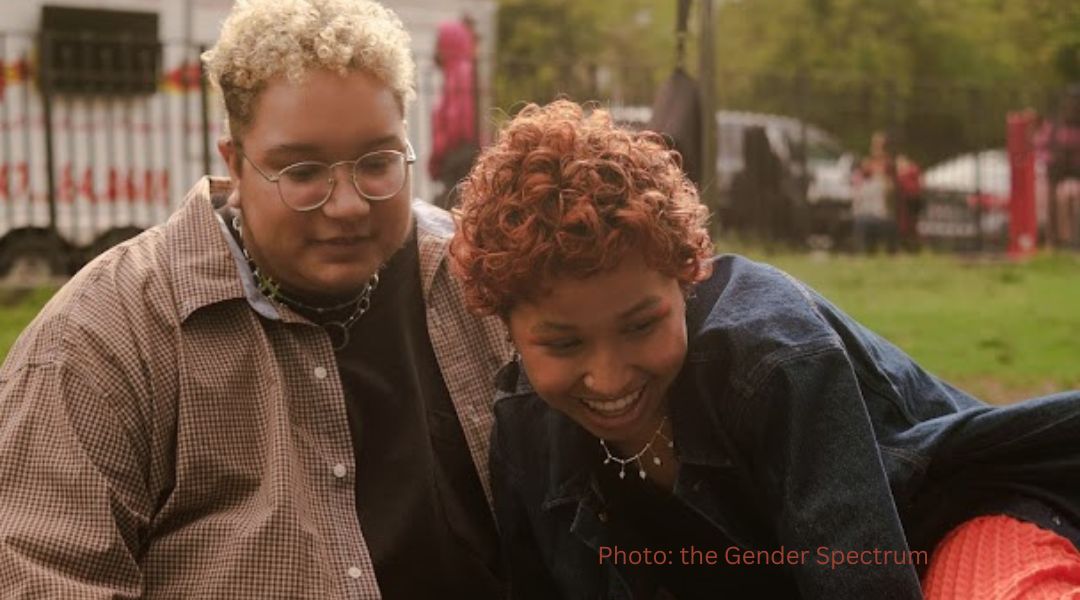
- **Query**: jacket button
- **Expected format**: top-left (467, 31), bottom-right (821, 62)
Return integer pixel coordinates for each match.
top-left (598, 511), bottom-right (608, 523)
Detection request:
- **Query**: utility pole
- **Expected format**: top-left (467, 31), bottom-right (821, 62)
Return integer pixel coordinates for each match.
top-left (699, 0), bottom-right (718, 229)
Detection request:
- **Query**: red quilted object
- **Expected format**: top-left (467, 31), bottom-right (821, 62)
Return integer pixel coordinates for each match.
top-left (923, 515), bottom-right (1080, 599)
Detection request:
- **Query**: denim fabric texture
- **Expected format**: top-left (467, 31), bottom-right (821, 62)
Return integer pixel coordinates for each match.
top-left (492, 254), bottom-right (1080, 599)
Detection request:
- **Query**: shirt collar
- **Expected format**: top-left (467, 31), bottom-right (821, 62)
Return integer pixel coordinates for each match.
top-left (212, 209), bottom-right (282, 321)
top-left (413, 198), bottom-right (453, 299)
top-left (167, 177), bottom-right (252, 322)
top-left (666, 366), bottom-right (738, 470)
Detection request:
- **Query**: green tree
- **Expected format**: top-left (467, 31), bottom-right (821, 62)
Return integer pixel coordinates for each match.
top-left (494, 0), bottom-right (677, 114)
top-left (495, 0), bottom-right (1074, 163)
top-left (711, 0), bottom-right (1072, 162)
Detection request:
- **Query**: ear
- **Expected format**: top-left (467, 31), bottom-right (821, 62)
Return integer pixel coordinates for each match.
top-left (225, 189), bottom-right (241, 210)
top-left (694, 260), bottom-right (714, 282)
top-left (680, 259), bottom-right (712, 284)
top-left (218, 136), bottom-right (241, 183)
top-left (218, 137), bottom-right (243, 210)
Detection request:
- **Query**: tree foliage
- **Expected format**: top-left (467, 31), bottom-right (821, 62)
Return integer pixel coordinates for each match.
top-left (712, 0), bottom-right (1076, 161)
top-left (494, 0), bottom-right (1076, 163)
top-left (494, 0), bottom-right (676, 114)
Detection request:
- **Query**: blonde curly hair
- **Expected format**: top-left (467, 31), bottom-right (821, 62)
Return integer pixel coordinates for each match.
top-left (202, 0), bottom-right (416, 138)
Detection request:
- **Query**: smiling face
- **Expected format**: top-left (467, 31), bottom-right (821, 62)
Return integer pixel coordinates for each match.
top-left (507, 253), bottom-right (689, 450)
top-left (219, 69), bottom-right (413, 299)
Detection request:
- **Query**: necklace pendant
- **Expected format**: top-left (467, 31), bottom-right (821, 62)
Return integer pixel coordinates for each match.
top-left (325, 322), bottom-right (349, 351)
top-left (599, 416), bottom-right (671, 483)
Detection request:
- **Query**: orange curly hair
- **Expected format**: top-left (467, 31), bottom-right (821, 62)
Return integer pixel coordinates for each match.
top-left (449, 99), bottom-right (713, 317)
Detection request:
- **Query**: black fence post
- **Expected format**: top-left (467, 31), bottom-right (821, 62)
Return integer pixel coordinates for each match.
top-left (1, 33), bottom-right (12, 226)
top-left (39, 30), bottom-right (58, 236)
top-left (886, 80), bottom-right (901, 155)
top-left (796, 69), bottom-right (808, 207)
top-left (199, 44), bottom-right (211, 177)
top-left (970, 87), bottom-right (983, 253)
top-left (699, 0), bottom-right (718, 230)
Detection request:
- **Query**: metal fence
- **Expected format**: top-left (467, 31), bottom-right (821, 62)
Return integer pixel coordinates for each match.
top-left (0, 29), bottom-right (452, 277)
top-left (1, 33), bottom-right (1071, 276)
top-left (0, 30), bottom-right (226, 273)
top-left (493, 59), bottom-right (1068, 253)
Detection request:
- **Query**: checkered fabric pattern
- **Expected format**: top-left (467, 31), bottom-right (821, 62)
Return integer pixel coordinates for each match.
top-left (0, 177), bottom-right (512, 598)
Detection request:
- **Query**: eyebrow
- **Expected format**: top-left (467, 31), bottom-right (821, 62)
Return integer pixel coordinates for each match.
top-left (261, 135), bottom-right (404, 163)
top-left (616, 297), bottom-right (661, 319)
top-left (530, 297), bottom-right (662, 334)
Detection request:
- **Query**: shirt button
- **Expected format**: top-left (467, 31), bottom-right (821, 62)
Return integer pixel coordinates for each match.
top-left (332, 463), bottom-right (347, 479)
top-left (347, 566), bottom-right (363, 579)
top-left (314, 366), bottom-right (328, 379)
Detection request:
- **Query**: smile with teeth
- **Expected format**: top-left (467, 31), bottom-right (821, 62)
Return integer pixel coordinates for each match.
top-left (579, 386), bottom-right (646, 415)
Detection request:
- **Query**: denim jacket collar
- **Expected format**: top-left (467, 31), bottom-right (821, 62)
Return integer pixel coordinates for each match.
top-left (667, 368), bottom-right (739, 471)
top-left (495, 361), bottom-right (595, 508)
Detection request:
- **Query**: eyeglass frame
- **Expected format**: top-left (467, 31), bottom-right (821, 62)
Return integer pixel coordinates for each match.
top-left (237, 140), bottom-right (417, 212)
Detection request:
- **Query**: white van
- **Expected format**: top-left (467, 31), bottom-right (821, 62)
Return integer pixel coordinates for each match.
top-left (610, 106), bottom-right (852, 202)
top-left (610, 106), bottom-right (855, 243)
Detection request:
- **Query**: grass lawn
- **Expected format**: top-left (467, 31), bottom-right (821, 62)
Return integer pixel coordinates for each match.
top-left (722, 245), bottom-right (1080, 404)
top-left (2, 250), bottom-right (1078, 404)
top-left (0, 285), bottom-right (61, 363)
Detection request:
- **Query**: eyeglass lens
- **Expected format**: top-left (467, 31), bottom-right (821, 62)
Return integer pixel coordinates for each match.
top-left (277, 150), bottom-right (408, 209)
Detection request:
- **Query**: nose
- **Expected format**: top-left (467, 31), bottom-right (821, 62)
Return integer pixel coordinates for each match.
top-left (582, 347), bottom-right (635, 398)
top-left (320, 163), bottom-right (371, 220)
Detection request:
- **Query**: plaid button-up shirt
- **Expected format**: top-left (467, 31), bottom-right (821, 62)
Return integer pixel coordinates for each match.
top-left (0, 177), bottom-right (512, 599)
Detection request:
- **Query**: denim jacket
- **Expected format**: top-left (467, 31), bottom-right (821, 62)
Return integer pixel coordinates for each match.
top-left (492, 254), bottom-right (1080, 599)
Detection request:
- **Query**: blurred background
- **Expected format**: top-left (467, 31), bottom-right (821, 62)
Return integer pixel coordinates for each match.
top-left (0, 0), bottom-right (1077, 401)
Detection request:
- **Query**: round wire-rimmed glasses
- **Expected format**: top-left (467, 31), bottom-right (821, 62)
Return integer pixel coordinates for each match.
top-left (239, 141), bottom-right (416, 212)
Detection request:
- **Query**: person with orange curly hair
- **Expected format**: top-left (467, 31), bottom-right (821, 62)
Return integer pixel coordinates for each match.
top-left (450, 99), bottom-right (1080, 599)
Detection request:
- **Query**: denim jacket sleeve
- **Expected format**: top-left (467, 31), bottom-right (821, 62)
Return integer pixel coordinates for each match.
top-left (739, 340), bottom-right (924, 599)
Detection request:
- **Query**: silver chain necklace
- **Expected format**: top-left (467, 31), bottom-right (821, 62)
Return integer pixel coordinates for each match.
top-left (232, 215), bottom-right (379, 351)
top-left (599, 416), bottom-right (673, 481)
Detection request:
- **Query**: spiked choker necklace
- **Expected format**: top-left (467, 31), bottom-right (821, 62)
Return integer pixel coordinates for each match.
top-left (231, 215), bottom-right (378, 351)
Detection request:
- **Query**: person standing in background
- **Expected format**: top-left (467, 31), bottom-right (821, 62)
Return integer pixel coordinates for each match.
top-left (429, 18), bottom-right (480, 210)
top-left (894, 153), bottom-right (923, 251)
top-left (851, 131), bottom-right (899, 253)
top-left (1039, 85), bottom-right (1080, 247)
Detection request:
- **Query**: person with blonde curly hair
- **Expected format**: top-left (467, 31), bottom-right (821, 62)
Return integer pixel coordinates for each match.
top-left (451, 100), bottom-right (1080, 599)
top-left (0, 1), bottom-right (511, 597)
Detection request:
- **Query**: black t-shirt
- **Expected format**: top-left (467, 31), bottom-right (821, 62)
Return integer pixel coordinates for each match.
top-left (333, 230), bottom-right (503, 599)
